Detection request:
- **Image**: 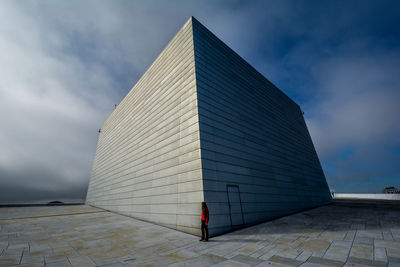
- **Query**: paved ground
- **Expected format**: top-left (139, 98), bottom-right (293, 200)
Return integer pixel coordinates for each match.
top-left (1, 201), bottom-right (400, 267)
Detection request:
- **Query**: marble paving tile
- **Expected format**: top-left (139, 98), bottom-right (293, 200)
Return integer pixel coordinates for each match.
top-left (349, 245), bottom-right (374, 260)
top-left (0, 203), bottom-right (399, 266)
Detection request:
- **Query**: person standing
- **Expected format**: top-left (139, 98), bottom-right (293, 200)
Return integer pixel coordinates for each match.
top-left (200, 202), bottom-right (209, 242)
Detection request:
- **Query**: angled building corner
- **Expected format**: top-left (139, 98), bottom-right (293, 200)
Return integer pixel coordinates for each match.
top-left (190, 17), bottom-right (331, 236)
top-left (86, 17), bottom-right (204, 236)
top-left (86, 16), bottom-right (331, 237)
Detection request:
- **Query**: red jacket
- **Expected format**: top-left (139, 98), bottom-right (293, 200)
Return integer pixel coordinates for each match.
top-left (201, 207), bottom-right (209, 224)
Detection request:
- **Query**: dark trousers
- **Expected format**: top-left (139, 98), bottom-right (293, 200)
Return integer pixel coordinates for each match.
top-left (201, 220), bottom-right (208, 240)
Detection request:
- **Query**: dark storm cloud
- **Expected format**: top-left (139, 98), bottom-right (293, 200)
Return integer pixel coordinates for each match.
top-left (0, 165), bottom-right (87, 203)
top-left (1, 1), bottom-right (399, 203)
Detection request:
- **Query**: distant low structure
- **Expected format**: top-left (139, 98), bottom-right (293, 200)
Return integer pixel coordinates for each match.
top-left (334, 193), bottom-right (400, 200)
top-left (330, 189), bottom-right (336, 198)
top-left (86, 17), bottom-right (332, 236)
top-left (47, 201), bottom-right (64, 206)
top-left (383, 186), bottom-right (399, 194)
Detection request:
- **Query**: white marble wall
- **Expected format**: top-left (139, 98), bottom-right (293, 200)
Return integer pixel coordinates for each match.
top-left (86, 18), bottom-right (204, 235)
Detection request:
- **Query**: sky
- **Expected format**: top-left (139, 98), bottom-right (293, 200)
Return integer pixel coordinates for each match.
top-left (0, 0), bottom-right (399, 204)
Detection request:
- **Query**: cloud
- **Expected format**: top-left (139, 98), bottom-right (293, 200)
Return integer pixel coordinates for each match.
top-left (0, 0), bottom-right (225, 203)
top-left (0, 0), bottom-right (399, 203)
top-left (307, 50), bottom-right (400, 155)
top-left (303, 35), bottom-right (400, 192)
top-left (0, 0), bottom-right (257, 204)
top-left (0, 1), bottom-right (123, 203)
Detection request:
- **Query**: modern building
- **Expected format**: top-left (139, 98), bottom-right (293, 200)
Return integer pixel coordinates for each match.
top-left (382, 186), bottom-right (399, 194)
top-left (86, 17), bottom-right (332, 237)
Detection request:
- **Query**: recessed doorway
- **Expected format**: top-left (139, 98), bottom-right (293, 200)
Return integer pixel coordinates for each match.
top-left (226, 184), bottom-right (244, 227)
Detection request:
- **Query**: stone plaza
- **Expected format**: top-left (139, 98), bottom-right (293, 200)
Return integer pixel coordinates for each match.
top-left (1, 200), bottom-right (399, 266)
